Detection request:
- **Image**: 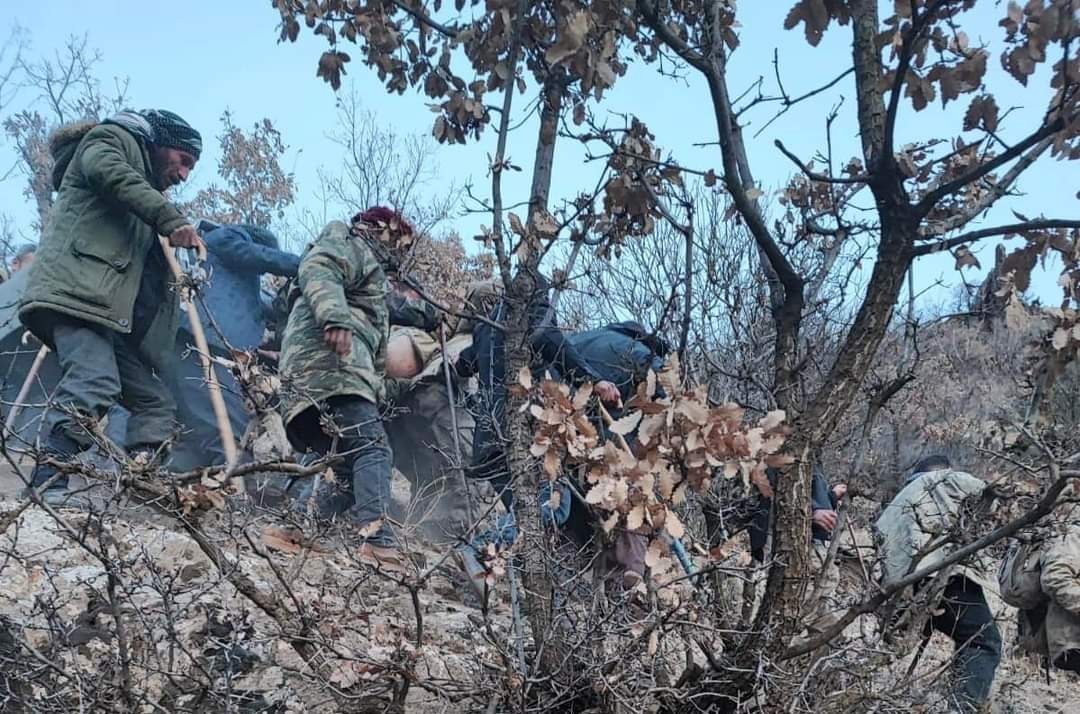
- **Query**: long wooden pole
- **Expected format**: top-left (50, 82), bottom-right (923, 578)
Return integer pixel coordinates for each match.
top-left (4, 343), bottom-right (50, 434)
top-left (158, 237), bottom-right (241, 487)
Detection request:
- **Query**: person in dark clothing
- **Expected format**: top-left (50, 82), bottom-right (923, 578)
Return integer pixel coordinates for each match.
top-left (452, 276), bottom-right (620, 584)
top-left (169, 224), bottom-right (301, 470)
top-left (454, 275), bottom-right (620, 516)
top-left (749, 465), bottom-right (847, 638)
top-left (550, 321), bottom-right (671, 587)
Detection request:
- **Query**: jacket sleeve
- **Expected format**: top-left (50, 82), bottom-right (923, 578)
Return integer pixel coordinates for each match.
top-left (1041, 530), bottom-right (1080, 615)
top-left (387, 288), bottom-right (439, 330)
top-left (811, 467), bottom-right (835, 511)
top-left (78, 126), bottom-right (187, 236)
top-left (209, 228), bottom-right (301, 277)
top-left (526, 294), bottom-right (603, 385)
top-left (297, 222), bottom-right (356, 330)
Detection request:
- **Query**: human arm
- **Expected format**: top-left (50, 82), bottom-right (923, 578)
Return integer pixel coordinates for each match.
top-left (208, 227), bottom-right (301, 277)
top-left (297, 223), bottom-right (357, 354)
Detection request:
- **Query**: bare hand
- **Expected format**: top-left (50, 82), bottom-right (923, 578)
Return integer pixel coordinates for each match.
top-left (595, 380), bottom-right (622, 407)
top-left (832, 483), bottom-right (848, 500)
top-left (812, 509), bottom-right (838, 533)
top-left (168, 224), bottom-right (200, 249)
top-left (324, 326), bottom-right (352, 357)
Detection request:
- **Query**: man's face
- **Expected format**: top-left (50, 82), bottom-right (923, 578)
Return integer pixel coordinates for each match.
top-left (150, 146), bottom-right (197, 189)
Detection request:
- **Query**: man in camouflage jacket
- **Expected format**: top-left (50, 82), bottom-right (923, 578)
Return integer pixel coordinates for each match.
top-left (280, 208), bottom-right (432, 561)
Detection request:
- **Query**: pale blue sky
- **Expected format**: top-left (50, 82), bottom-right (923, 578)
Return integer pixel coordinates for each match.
top-left (1, 1), bottom-right (1073, 306)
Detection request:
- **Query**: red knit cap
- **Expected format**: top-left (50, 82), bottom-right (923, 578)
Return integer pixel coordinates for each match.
top-left (351, 206), bottom-right (414, 236)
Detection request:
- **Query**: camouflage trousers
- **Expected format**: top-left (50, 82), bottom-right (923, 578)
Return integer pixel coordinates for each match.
top-left (386, 381), bottom-right (475, 540)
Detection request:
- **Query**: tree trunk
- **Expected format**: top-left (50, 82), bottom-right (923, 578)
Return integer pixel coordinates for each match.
top-left (528, 74), bottom-right (562, 222)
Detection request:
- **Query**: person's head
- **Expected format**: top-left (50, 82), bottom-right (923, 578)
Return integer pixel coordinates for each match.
top-left (10, 243), bottom-right (36, 273)
top-left (350, 206), bottom-right (415, 272)
top-left (141, 109), bottom-right (201, 189)
top-left (386, 333), bottom-right (423, 379)
top-left (910, 454), bottom-right (951, 477)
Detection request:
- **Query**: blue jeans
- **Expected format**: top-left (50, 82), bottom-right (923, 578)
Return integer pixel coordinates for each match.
top-left (468, 480), bottom-right (571, 551)
top-left (287, 396), bottom-right (395, 546)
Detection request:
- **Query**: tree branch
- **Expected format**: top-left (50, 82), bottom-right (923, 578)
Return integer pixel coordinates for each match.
top-left (774, 140), bottom-right (869, 184)
top-left (919, 137), bottom-right (1054, 237)
top-left (390, 0), bottom-right (459, 38)
top-left (883, 0), bottom-right (955, 156)
top-left (784, 466), bottom-right (1079, 659)
top-left (912, 219), bottom-right (1080, 257)
top-left (916, 117), bottom-right (1065, 215)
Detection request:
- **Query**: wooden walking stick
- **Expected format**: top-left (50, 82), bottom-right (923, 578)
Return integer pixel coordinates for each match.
top-left (4, 341), bottom-right (50, 434)
top-left (159, 236), bottom-right (241, 488)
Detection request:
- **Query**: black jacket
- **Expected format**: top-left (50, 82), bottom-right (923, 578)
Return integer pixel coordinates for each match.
top-left (749, 465), bottom-right (837, 561)
top-left (456, 276), bottom-right (604, 430)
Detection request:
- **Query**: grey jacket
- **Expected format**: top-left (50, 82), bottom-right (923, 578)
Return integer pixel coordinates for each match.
top-left (875, 468), bottom-right (990, 589)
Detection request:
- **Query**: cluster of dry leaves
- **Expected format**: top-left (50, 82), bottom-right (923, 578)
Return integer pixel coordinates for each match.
top-left (518, 358), bottom-right (788, 549)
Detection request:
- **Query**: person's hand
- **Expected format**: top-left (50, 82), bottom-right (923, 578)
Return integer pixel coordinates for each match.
top-left (324, 326), bottom-right (352, 357)
top-left (168, 224), bottom-right (200, 249)
top-left (595, 380), bottom-right (622, 407)
top-left (832, 483), bottom-right (848, 500)
top-left (812, 509), bottom-right (838, 532)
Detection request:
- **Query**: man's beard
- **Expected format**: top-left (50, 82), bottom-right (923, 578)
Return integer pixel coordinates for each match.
top-left (148, 149), bottom-right (172, 191)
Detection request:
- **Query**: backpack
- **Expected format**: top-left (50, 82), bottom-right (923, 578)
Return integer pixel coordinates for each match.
top-left (998, 540), bottom-right (1047, 610)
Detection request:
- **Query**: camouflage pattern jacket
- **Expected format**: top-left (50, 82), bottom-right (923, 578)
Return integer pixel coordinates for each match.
top-left (279, 221), bottom-right (389, 427)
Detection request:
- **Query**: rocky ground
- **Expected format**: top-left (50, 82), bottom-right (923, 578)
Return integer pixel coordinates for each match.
top-left (1, 461), bottom-right (1079, 712)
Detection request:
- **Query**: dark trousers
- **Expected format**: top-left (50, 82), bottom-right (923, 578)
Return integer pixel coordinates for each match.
top-left (32, 316), bottom-right (176, 488)
top-left (466, 409), bottom-right (514, 506)
top-left (168, 340), bottom-right (248, 470)
top-left (926, 576), bottom-right (1002, 712)
top-left (287, 395), bottom-right (394, 546)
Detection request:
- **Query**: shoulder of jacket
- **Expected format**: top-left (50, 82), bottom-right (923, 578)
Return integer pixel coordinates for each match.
top-left (318, 221), bottom-right (350, 241)
top-left (85, 122), bottom-right (140, 147)
top-left (206, 225), bottom-right (251, 245)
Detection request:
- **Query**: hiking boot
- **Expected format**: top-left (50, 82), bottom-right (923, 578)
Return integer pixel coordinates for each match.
top-left (453, 544), bottom-right (489, 600)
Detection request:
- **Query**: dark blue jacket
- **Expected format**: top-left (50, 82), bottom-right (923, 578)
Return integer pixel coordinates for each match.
top-left (749, 465), bottom-right (837, 560)
top-left (567, 324), bottom-right (667, 404)
top-left (456, 275), bottom-right (604, 430)
top-left (181, 225), bottom-right (300, 351)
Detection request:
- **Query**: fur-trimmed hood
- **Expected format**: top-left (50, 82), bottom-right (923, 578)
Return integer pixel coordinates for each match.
top-left (47, 120), bottom-right (97, 191)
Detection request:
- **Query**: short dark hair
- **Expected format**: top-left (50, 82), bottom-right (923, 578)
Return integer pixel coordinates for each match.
top-left (13, 243), bottom-right (35, 260)
top-left (911, 454), bottom-right (951, 475)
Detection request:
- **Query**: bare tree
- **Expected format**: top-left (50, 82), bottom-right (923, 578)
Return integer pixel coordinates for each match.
top-left (179, 110), bottom-right (297, 229)
top-left (321, 88), bottom-right (459, 238)
top-left (2, 33), bottom-right (128, 233)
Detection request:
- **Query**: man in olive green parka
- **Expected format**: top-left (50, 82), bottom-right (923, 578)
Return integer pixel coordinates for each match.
top-left (20, 109), bottom-right (203, 506)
